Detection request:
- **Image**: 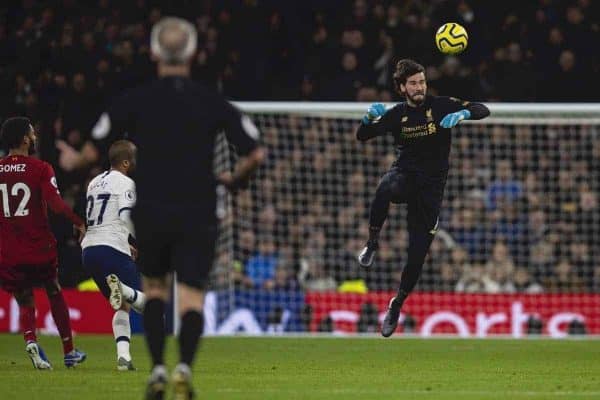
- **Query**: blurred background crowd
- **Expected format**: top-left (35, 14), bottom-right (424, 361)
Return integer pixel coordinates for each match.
top-left (0, 0), bottom-right (599, 293)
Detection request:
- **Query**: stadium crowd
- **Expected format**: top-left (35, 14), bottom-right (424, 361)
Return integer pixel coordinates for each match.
top-left (0, 0), bottom-right (599, 293)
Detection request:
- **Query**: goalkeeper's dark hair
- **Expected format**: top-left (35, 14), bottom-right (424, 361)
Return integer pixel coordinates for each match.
top-left (109, 140), bottom-right (136, 167)
top-left (1, 116), bottom-right (32, 151)
top-left (392, 59), bottom-right (425, 92)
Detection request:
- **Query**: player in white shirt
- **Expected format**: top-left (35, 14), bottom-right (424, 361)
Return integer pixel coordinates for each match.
top-left (81, 140), bottom-right (145, 371)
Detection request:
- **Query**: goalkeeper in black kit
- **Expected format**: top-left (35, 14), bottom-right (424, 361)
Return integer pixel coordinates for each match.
top-left (356, 59), bottom-right (490, 337)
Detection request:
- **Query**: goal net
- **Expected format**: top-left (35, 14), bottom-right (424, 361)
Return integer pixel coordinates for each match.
top-left (206, 102), bottom-right (600, 338)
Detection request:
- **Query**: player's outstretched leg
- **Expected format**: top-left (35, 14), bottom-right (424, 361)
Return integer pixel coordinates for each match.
top-left (382, 226), bottom-right (435, 337)
top-left (358, 228), bottom-right (380, 267)
top-left (358, 171), bottom-right (403, 267)
top-left (107, 274), bottom-right (124, 310)
top-left (107, 274), bottom-right (146, 313)
top-left (381, 289), bottom-right (409, 337)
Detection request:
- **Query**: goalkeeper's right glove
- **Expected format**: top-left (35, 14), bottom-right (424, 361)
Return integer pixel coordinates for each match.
top-left (362, 103), bottom-right (387, 125)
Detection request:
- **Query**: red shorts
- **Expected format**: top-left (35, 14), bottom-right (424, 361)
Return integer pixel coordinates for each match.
top-left (0, 260), bottom-right (58, 292)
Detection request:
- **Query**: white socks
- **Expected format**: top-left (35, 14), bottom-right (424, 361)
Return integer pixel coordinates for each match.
top-left (120, 283), bottom-right (146, 314)
top-left (112, 310), bottom-right (131, 360)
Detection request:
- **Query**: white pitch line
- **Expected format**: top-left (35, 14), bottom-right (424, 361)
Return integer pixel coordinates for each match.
top-left (216, 387), bottom-right (600, 397)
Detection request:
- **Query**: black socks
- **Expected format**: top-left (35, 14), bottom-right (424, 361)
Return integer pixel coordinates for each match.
top-left (143, 298), bottom-right (166, 367)
top-left (179, 311), bottom-right (204, 366)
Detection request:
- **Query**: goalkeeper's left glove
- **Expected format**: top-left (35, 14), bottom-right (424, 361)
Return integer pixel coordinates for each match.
top-left (440, 109), bottom-right (471, 128)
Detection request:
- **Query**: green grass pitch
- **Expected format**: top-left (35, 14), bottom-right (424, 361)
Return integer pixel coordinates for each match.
top-left (1, 334), bottom-right (600, 399)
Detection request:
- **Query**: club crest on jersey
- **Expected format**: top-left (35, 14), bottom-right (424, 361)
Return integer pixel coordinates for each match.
top-left (427, 122), bottom-right (437, 134)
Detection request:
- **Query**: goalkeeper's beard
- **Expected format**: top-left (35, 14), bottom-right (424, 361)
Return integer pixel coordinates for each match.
top-left (406, 92), bottom-right (425, 106)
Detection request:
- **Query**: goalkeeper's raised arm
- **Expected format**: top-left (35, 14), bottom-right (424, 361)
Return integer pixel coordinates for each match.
top-left (356, 103), bottom-right (391, 141)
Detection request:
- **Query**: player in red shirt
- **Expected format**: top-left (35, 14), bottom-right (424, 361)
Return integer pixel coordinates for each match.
top-left (0, 117), bottom-right (87, 369)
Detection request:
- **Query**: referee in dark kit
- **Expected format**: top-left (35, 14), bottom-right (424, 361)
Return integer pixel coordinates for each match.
top-left (90, 16), bottom-right (265, 400)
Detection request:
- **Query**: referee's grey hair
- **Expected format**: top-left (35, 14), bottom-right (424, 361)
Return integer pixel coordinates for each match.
top-left (150, 17), bottom-right (197, 65)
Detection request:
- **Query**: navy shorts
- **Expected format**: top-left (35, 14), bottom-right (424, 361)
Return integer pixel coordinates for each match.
top-left (82, 245), bottom-right (141, 299)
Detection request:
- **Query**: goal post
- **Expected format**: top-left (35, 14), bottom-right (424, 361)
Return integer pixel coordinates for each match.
top-left (206, 102), bottom-right (600, 338)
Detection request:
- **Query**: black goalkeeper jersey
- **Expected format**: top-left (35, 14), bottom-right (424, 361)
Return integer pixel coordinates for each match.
top-left (356, 95), bottom-right (489, 174)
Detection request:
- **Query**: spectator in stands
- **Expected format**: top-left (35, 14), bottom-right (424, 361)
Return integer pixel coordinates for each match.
top-left (245, 237), bottom-right (279, 288)
top-left (486, 159), bottom-right (523, 211)
top-left (438, 261), bottom-right (459, 292)
top-left (236, 190), bottom-right (254, 219)
top-left (347, 171), bottom-right (367, 204)
top-left (238, 229), bottom-right (257, 267)
top-left (264, 265), bottom-right (299, 291)
top-left (495, 43), bottom-right (537, 101)
top-left (435, 56), bottom-right (482, 100)
top-left (456, 264), bottom-right (500, 293)
top-left (456, 158), bottom-right (480, 194)
top-left (298, 256), bottom-right (337, 292)
top-left (372, 31), bottom-right (394, 89)
top-left (449, 208), bottom-right (486, 263)
top-left (524, 176), bottom-right (546, 212)
top-left (212, 252), bottom-right (251, 290)
top-left (322, 51), bottom-right (366, 101)
top-left (526, 208), bottom-right (549, 246)
top-left (577, 182), bottom-right (598, 237)
top-left (257, 204), bottom-right (279, 239)
top-left (437, 247), bottom-right (469, 292)
top-left (529, 234), bottom-right (557, 280)
top-left (556, 169), bottom-right (579, 218)
top-left (490, 203), bottom-right (527, 264)
top-left (485, 241), bottom-right (516, 292)
top-left (513, 267), bottom-right (543, 294)
top-left (545, 258), bottom-right (586, 293)
top-left (569, 241), bottom-right (593, 285)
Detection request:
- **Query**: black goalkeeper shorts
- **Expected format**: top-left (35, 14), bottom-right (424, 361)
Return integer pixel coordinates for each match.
top-left (133, 204), bottom-right (218, 289)
top-left (381, 167), bottom-right (447, 233)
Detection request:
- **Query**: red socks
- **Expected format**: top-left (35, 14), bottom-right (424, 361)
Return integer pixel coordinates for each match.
top-left (19, 306), bottom-right (37, 344)
top-left (48, 291), bottom-right (74, 354)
